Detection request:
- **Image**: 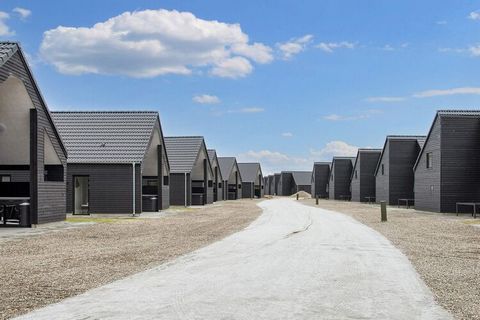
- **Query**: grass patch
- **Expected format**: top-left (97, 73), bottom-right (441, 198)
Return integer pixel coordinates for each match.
top-left (462, 220), bottom-right (480, 225)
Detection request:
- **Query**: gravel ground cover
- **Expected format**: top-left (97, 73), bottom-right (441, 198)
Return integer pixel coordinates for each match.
top-left (0, 200), bottom-right (261, 320)
top-left (300, 198), bottom-right (480, 320)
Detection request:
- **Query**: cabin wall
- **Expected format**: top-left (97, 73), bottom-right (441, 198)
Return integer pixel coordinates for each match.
top-left (170, 173), bottom-right (191, 206)
top-left (440, 117), bottom-right (480, 212)
top-left (0, 51), bottom-right (67, 224)
top-left (312, 164), bottom-right (330, 198)
top-left (359, 152), bottom-right (380, 201)
top-left (332, 160), bottom-right (353, 200)
top-left (389, 140), bottom-right (420, 205)
top-left (350, 157), bottom-right (361, 202)
top-left (415, 118), bottom-right (442, 212)
top-left (66, 163), bottom-right (141, 214)
top-left (375, 142), bottom-right (390, 204)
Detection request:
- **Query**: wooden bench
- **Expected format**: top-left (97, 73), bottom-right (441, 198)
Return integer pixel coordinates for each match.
top-left (456, 202), bottom-right (480, 219)
top-left (398, 198), bottom-right (414, 209)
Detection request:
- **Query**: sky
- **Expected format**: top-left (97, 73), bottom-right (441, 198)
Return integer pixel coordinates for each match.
top-left (1, 0), bottom-right (480, 174)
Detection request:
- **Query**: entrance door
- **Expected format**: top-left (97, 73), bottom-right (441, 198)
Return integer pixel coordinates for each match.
top-left (74, 176), bottom-right (89, 215)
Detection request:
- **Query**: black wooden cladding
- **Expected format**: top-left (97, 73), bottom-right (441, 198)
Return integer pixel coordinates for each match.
top-left (351, 151), bottom-right (381, 202)
top-left (415, 114), bottom-right (480, 212)
top-left (328, 158), bottom-right (354, 200)
top-left (0, 49), bottom-right (67, 224)
top-left (66, 164), bottom-right (142, 214)
top-left (376, 138), bottom-right (422, 205)
top-left (312, 163), bottom-right (330, 198)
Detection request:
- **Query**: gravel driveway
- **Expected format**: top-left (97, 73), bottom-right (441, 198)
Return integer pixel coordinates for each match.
top-left (17, 198), bottom-right (451, 320)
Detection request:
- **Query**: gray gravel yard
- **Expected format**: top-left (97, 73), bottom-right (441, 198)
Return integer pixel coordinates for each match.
top-left (0, 200), bottom-right (261, 320)
top-left (301, 198), bottom-right (480, 320)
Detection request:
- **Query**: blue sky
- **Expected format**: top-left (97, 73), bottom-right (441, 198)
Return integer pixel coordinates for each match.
top-left (2, 0), bottom-right (480, 174)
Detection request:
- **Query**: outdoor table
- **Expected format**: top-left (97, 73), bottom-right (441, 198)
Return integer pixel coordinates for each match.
top-left (398, 198), bottom-right (414, 209)
top-left (456, 202), bottom-right (480, 219)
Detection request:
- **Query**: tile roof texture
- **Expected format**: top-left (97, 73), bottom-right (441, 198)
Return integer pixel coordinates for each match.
top-left (238, 163), bottom-right (262, 183)
top-left (164, 136), bottom-right (205, 173)
top-left (218, 157), bottom-right (238, 181)
top-left (51, 111), bottom-right (158, 163)
top-left (291, 171), bottom-right (312, 186)
top-left (0, 42), bottom-right (18, 67)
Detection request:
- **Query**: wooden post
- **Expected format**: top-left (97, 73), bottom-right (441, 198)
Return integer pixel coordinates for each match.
top-left (316, 195), bottom-right (319, 205)
top-left (296, 194), bottom-right (299, 200)
top-left (381, 201), bottom-right (387, 222)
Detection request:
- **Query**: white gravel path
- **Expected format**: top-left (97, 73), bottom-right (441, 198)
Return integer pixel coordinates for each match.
top-left (16, 199), bottom-right (451, 320)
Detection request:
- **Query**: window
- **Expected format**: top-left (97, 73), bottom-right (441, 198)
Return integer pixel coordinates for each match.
top-left (426, 152), bottom-right (433, 169)
top-left (238, 184), bottom-right (242, 189)
top-left (0, 175), bottom-right (11, 182)
top-left (430, 185), bottom-right (434, 194)
top-left (381, 164), bottom-right (384, 175)
top-left (163, 176), bottom-right (169, 186)
top-left (44, 165), bottom-right (64, 182)
top-left (354, 170), bottom-right (358, 179)
top-left (218, 182), bottom-right (222, 188)
top-left (208, 180), bottom-right (213, 188)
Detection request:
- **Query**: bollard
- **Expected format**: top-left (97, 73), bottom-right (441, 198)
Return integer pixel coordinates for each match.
top-left (19, 202), bottom-right (30, 227)
top-left (296, 194), bottom-right (299, 200)
top-left (380, 201), bottom-right (387, 222)
top-left (316, 195), bottom-right (319, 205)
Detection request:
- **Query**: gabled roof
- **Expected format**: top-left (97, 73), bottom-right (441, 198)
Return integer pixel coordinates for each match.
top-left (413, 109), bottom-right (480, 171)
top-left (351, 149), bottom-right (382, 179)
top-left (165, 136), bottom-right (208, 174)
top-left (312, 162), bottom-right (330, 180)
top-left (238, 163), bottom-right (262, 183)
top-left (329, 157), bottom-right (356, 180)
top-left (207, 149), bottom-right (223, 181)
top-left (291, 171), bottom-right (312, 186)
top-left (52, 111), bottom-right (159, 164)
top-left (374, 135), bottom-right (426, 176)
top-left (0, 42), bottom-right (67, 157)
top-left (0, 42), bottom-right (18, 67)
top-left (218, 157), bottom-right (241, 181)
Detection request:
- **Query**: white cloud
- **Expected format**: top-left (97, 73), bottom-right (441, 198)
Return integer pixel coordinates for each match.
top-left (469, 45), bottom-right (480, 56)
top-left (237, 107), bottom-right (264, 113)
top-left (281, 132), bottom-right (293, 137)
top-left (468, 11), bottom-right (480, 20)
top-left (210, 56), bottom-right (253, 78)
top-left (316, 41), bottom-right (355, 53)
top-left (237, 150), bottom-right (309, 174)
top-left (323, 109), bottom-right (382, 121)
top-left (276, 34), bottom-right (313, 60)
top-left (436, 20), bottom-right (447, 25)
top-left (0, 11), bottom-right (13, 36)
top-left (40, 9), bottom-right (273, 78)
top-left (365, 96), bottom-right (406, 103)
top-left (310, 141), bottom-right (358, 161)
top-left (193, 94), bottom-right (220, 104)
top-left (13, 7), bottom-right (31, 20)
top-left (413, 87), bottom-right (480, 98)
top-left (382, 44), bottom-right (395, 51)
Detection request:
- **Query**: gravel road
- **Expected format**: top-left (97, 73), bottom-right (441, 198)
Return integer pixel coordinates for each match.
top-left (17, 198), bottom-right (451, 320)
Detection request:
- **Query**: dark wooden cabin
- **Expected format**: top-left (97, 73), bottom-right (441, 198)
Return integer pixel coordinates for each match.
top-left (328, 157), bottom-right (356, 200)
top-left (350, 149), bottom-right (382, 202)
top-left (207, 149), bottom-right (224, 202)
top-left (218, 157), bottom-right (242, 200)
top-left (311, 162), bottom-right (330, 199)
top-left (238, 163), bottom-right (264, 199)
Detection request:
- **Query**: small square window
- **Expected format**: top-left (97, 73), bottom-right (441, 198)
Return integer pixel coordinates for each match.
top-left (163, 176), bottom-right (169, 186)
top-left (208, 180), bottom-right (213, 188)
top-left (238, 184), bottom-right (242, 189)
top-left (1, 175), bottom-right (11, 182)
top-left (381, 164), bottom-right (384, 175)
top-left (218, 182), bottom-right (222, 188)
top-left (426, 152), bottom-right (433, 169)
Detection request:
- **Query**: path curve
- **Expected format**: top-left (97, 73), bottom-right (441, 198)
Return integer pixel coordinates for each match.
top-left (16, 198), bottom-right (451, 320)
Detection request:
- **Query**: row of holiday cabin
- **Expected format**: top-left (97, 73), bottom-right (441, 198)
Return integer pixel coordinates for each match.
top-left (0, 42), bottom-right (264, 227)
top-left (306, 110), bottom-right (480, 214)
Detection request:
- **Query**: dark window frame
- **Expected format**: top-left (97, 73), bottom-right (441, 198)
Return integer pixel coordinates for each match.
top-left (426, 152), bottom-right (433, 169)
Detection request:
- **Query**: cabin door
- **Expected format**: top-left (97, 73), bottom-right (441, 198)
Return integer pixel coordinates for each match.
top-left (73, 176), bottom-right (89, 215)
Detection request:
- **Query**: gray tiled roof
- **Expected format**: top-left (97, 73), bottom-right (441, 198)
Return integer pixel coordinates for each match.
top-left (52, 111), bottom-right (158, 163)
top-left (218, 157), bottom-right (237, 180)
top-left (438, 110), bottom-right (480, 116)
top-left (238, 163), bottom-right (262, 183)
top-left (207, 149), bottom-right (223, 180)
top-left (164, 136), bottom-right (204, 173)
top-left (291, 171), bottom-right (312, 186)
top-left (0, 42), bottom-right (18, 67)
